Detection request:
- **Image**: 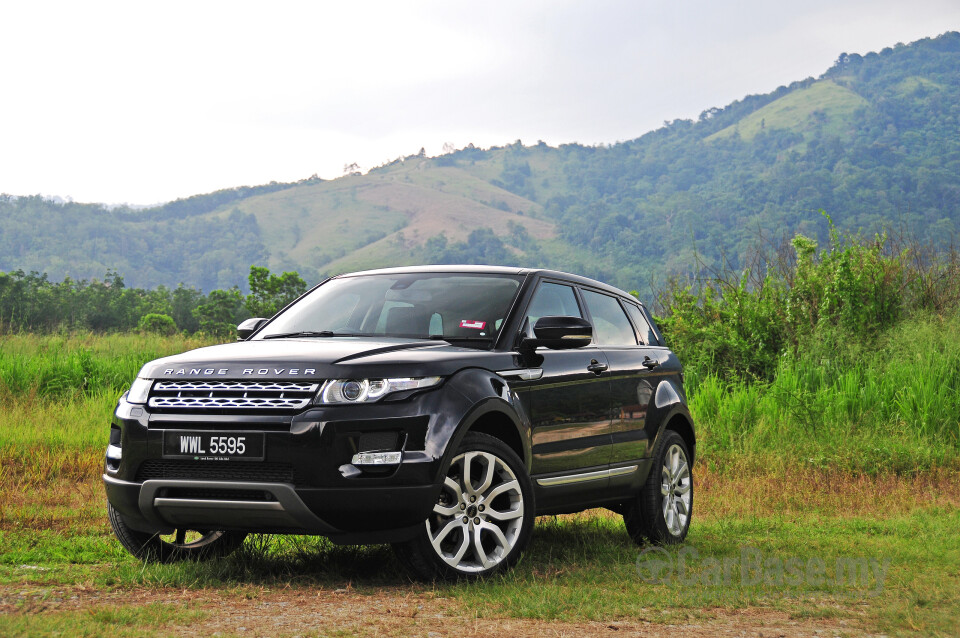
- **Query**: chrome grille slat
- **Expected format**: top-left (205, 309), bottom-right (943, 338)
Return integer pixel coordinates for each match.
top-left (153, 381), bottom-right (317, 392)
top-left (148, 380), bottom-right (320, 411)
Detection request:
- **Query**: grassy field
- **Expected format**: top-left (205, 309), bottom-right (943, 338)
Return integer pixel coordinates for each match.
top-left (209, 160), bottom-right (556, 276)
top-left (706, 79), bottom-right (869, 143)
top-left (2, 332), bottom-right (959, 636)
top-left (687, 313), bottom-right (960, 475)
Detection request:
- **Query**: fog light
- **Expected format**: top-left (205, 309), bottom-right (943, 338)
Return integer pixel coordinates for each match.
top-left (106, 444), bottom-right (122, 461)
top-left (351, 451), bottom-right (402, 466)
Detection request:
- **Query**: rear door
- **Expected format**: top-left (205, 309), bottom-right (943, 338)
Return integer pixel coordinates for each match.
top-left (579, 289), bottom-right (661, 468)
top-left (620, 302), bottom-right (672, 459)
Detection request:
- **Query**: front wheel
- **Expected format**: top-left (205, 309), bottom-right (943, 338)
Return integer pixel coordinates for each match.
top-left (107, 501), bottom-right (247, 563)
top-left (623, 430), bottom-right (693, 545)
top-left (394, 432), bottom-right (535, 580)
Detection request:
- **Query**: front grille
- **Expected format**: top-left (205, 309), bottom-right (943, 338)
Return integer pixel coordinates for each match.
top-left (135, 460), bottom-right (297, 483)
top-left (148, 380), bottom-right (320, 412)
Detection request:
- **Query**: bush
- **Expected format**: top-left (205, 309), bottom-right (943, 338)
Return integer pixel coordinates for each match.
top-left (137, 313), bottom-right (176, 336)
top-left (654, 218), bottom-right (960, 471)
top-left (658, 216), bottom-right (909, 383)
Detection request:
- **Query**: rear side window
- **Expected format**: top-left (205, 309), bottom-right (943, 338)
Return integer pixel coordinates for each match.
top-left (581, 290), bottom-right (637, 346)
top-left (625, 303), bottom-right (659, 346)
top-left (525, 282), bottom-right (582, 327)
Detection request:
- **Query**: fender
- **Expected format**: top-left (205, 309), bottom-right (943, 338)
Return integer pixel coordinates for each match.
top-left (426, 367), bottom-right (530, 483)
top-left (647, 377), bottom-right (696, 463)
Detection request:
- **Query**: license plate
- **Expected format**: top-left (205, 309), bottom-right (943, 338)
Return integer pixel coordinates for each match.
top-left (162, 431), bottom-right (265, 461)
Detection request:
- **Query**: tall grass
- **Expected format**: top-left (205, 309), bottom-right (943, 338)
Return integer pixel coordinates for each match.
top-left (0, 332), bottom-right (216, 401)
top-left (0, 333), bottom-right (218, 484)
top-left (689, 312), bottom-right (960, 473)
top-left (1, 320), bottom-right (958, 479)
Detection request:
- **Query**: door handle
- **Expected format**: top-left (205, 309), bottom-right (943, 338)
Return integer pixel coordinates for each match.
top-left (587, 359), bottom-right (608, 375)
top-left (642, 356), bottom-right (660, 370)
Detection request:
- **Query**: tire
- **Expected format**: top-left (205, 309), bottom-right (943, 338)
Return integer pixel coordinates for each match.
top-left (107, 501), bottom-right (247, 563)
top-left (623, 430), bottom-right (693, 545)
top-left (393, 432), bottom-right (535, 580)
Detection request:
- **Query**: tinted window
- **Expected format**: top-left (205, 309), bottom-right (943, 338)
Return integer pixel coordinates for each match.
top-left (525, 282), bottom-right (582, 328)
top-left (581, 290), bottom-right (637, 346)
top-left (625, 303), bottom-right (658, 345)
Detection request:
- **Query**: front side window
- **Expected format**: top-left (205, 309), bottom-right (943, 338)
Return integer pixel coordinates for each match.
top-left (524, 282), bottom-right (583, 328)
top-left (580, 290), bottom-right (637, 346)
top-left (257, 273), bottom-right (523, 345)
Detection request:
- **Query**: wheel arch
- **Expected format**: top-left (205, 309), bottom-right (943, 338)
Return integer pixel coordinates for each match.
top-left (665, 412), bottom-right (696, 465)
top-left (652, 406), bottom-right (697, 465)
top-left (431, 368), bottom-right (533, 482)
top-left (466, 411), bottom-right (526, 465)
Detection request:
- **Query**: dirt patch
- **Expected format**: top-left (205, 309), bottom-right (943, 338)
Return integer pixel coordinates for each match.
top-left (1, 585), bottom-right (876, 637)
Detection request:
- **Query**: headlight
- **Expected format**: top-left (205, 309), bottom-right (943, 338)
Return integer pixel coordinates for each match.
top-left (318, 377), bottom-right (442, 404)
top-left (126, 377), bottom-right (153, 404)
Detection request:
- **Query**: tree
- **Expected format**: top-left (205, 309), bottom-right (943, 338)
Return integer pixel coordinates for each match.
top-left (193, 288), bottom-right (246, 337)
top-left (245, 266), bottom-right (308, 318)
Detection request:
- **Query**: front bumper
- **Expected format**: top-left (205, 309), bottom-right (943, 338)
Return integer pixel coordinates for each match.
top-left (103, 473), bottom-right (435, 543)
top-left (102, 386), bottom-right (474, 543)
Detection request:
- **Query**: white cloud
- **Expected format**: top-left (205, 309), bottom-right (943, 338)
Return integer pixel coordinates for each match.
top-left (0, 0), bottom-right (958, 203)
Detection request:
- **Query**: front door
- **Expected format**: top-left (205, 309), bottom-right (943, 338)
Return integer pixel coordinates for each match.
top-left (510, 281), bottom-right (612, 476)
top-left (527, 347), bottom-right (611, 475)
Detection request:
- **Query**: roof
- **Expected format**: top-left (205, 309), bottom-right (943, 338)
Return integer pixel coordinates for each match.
top-left (334, 264), bottom-right (639, 304)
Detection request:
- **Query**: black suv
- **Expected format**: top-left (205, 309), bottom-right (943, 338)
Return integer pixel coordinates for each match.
top-left (104, 266), bottom-right (695, 579)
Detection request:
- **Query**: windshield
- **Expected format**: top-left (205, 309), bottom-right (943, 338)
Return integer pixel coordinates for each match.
top-left (256, 272), bottom-right (524, 345)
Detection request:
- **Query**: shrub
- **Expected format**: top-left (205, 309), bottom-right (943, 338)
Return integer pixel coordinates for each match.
top-left (658, 215), bottom-right (910, 383)
top-left (137, 313), bottom-right (176, 336)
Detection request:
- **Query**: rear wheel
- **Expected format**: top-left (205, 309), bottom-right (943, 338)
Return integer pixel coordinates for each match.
top-left (394, 432), bottom-right (535, 580)
top-left (107, 501), bottom-right (247, 563)
top-left (623, 430), bottom-right (693, 545)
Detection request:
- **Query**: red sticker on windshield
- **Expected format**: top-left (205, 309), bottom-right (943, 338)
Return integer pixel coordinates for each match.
top-left (459, 320), bottom-right (486, 329)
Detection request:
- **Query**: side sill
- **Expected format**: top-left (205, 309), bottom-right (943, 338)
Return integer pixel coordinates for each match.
top-left (536, 464), bottom-right (638, 487)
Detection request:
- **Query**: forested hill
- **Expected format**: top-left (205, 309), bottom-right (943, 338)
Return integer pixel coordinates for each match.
top-left (2, 32), bottom-right (958, 293)
top-left (0, 179), bottom-right (319, 292)
top-left (518, 31), bottom-right (960, 287)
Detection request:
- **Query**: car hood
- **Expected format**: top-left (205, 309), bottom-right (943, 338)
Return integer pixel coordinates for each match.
top-left (140, 337), bottom-right (514, 380)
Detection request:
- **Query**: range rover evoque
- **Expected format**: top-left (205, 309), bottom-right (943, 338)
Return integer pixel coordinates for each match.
top-left (104, 266), bottom-right (695, 579)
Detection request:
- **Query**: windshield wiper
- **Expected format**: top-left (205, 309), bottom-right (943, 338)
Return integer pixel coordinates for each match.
top-left (262, 331), bottom-right (341, 339)
top-left (429, 335), bottom-right (494, 343)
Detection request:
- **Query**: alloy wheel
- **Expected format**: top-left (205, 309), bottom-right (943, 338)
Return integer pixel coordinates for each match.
top-left (158, 529), bottom-right (226, 549)
top-left (426, 450), bottom-right (525, 573)
top-left (660, 443), bottom-right (691, 536)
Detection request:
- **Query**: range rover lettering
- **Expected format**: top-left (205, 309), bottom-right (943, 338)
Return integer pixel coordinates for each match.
top-left (104, 266), bottom-right (695, 579)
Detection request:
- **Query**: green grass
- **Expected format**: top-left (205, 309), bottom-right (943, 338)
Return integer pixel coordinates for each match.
top-left (0, 332), bottom-right (216, 401)
top-left (2, 469), bottom-right (958, 636)
top-left (2, 331), bottom-right (959, 635)
top-left (688, 313), bottom-right (960, 473)
top-left (0, 600), bottom-right (207, 637)
top-left (706, 79), bottom-right (869, 143)
top-left (0, 333), bottom-right (219, 485)
top-left (453, 510), bottom-right (959, 634)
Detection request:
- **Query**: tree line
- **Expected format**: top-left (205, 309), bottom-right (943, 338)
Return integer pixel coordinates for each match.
top-left (0, 266), bottom-right (308, 337)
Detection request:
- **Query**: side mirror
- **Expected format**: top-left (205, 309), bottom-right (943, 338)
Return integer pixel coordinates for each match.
top-left (237, 317), bottom-right (268, 341)
top-left (521, 316), bottom-right (593, 353)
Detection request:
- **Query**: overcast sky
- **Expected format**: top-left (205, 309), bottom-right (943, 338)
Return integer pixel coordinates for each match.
top-left (1, 1), bottom-right (958, 205)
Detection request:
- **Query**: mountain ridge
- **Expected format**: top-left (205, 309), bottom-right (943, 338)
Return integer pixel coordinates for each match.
top-left (2, 31), bottom-right (958, 293)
